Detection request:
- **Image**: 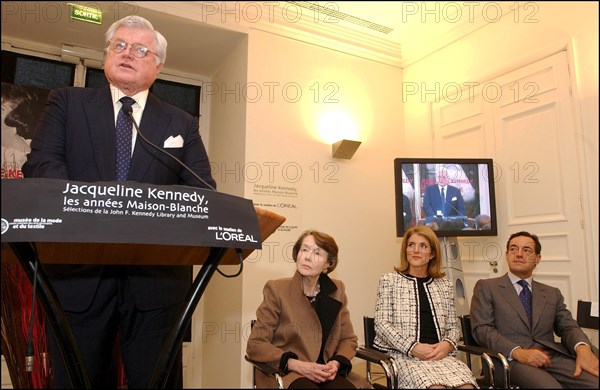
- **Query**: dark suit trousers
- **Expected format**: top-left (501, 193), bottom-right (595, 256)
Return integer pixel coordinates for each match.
top-left (47, 266), bottom-right (183, 388)
top-left (509, 348), bottom-right (599, 389)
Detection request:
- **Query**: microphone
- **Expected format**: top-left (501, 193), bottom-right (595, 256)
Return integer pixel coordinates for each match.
top-left (442, 194), bottom-right (465, 219)
top-left (440, 190), bottom-right (467, 228)
top-left (437, 186), bottom-right (464, 217)
top-left (122, 103), bottom-right (216, 191)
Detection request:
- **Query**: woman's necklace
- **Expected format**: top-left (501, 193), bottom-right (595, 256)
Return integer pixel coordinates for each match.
top-left (303, 278), bottom-right (320, 303)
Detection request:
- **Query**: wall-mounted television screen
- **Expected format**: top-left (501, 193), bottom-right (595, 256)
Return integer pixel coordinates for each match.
top-left (394, 158), bottom-right (498, 237)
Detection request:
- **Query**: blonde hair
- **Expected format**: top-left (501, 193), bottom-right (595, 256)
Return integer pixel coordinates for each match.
top-left (395, 225), bottom-right (445, 278)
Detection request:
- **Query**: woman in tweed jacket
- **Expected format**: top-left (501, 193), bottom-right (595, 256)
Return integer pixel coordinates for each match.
top-left (246, 230), bottom-right (367, 389)
top-left (373, 226), bottom-right (477, 388)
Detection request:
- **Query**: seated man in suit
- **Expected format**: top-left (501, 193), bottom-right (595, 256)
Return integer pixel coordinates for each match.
top-left (422, 165), bottom-right (466, 224)
top-left (470, 231), bottom-right (599, 388)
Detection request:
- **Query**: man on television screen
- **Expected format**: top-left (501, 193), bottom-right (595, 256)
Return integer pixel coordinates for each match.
top-left (423, 165), bottom-right (466, 226)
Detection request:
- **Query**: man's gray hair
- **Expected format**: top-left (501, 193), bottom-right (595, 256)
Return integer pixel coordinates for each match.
top-left (105, 15), bottom-right (167, 65)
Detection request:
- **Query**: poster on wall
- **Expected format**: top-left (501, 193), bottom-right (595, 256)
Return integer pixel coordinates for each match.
top-left (1, 81), bottom-right (52, 388)
top-left (1, 82), bottom-right (50, 179)
top-left (249, 162), bottom-right (303, 264)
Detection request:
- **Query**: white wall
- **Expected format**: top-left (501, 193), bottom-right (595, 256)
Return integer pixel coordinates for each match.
top-left (402, 2), bottom-right (599, 300)
top-left (237, 29), bottom-right (403, 388)
top-left (192, 38), bottom-right (249, 388)
top-left (193, 3), bottom-right (599, 388)
top-left (2, 2), bottom-right (596, 389)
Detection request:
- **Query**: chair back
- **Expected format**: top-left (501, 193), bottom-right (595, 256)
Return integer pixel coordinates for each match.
top-left (577, 300), bottom-right (599, 330)
top-left (363, 316), bottom-right (376, 349)
top-left (459, 315), bottom-right (515, 389)
top-left (459, 315), bottom-right (479, 347)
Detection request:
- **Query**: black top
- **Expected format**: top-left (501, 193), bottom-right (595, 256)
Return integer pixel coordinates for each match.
top-left (416, 276), bottom-right (439, 344)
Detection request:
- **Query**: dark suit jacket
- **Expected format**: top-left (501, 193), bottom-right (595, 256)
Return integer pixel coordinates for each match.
top-left (22, 86), bottom-right (216, 311)
top-left (470, 273), bottom-right (592, 359)
top-left (423, 184), bottom-right (465, 222)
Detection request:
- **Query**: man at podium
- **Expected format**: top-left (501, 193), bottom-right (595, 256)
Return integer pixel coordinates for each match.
top-left (422, 165), bottom-right (466, 225)
top-left (22, 15), bottom-right (216, 389)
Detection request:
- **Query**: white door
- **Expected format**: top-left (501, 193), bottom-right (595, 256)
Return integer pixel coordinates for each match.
top-left (431, 51), bottom-right (590, 315)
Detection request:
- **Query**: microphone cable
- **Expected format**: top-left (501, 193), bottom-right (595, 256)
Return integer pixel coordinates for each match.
top-left (216, 248), bottom-right (244, 278)
top-left (123, 106), bottom-right (216, 191)
top-left (25, 242), bottom-right (40, 372)
top-left (124, 106), bottom-right (246, 278)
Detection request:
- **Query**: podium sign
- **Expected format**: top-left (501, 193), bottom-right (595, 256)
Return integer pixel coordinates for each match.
top-left (1, 178), bottom-right (285, 388)
top-left (1, 178), bottom-right (261, 249)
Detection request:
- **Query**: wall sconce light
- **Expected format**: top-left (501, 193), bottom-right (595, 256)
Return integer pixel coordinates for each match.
top-left (332, 139), bottom-right (361, 159)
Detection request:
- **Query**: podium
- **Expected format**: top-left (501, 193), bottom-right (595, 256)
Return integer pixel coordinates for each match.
top-left (1, 178), bottom-right (286, 388)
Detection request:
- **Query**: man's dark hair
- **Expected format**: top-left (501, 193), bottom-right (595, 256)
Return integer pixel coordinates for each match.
top-left (506, 231), bottom-right (542, 254)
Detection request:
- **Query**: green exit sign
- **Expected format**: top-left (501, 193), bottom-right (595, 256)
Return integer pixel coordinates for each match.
top-left (70, 4), bottom-right (102, 24)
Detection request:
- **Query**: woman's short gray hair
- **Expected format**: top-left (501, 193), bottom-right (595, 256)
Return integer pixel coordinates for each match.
top-left (105, 15), bottom-right (167, 65)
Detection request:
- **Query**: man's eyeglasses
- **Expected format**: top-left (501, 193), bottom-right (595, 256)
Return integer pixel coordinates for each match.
top-left (109, 40), bottom-right (158, 58)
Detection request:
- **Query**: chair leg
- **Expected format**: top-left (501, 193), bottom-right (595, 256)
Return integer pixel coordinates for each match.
top-left (496, 354), bottom-right (511, 389)
top-left (480, 352), bottom-right (495, 389)
top-left (365, 360), bottom-right (395, 389)
top-left (251, 366), bottom-right (284, 389)
top-left (379, 359), bottom-right (395, 389)
top-left (274, 373), bottom-right (284, 389)
top-left (388, 357), bottom-right (400, 389)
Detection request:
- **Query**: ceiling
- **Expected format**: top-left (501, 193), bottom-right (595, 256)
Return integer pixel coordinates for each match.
top-left (1, 1), bottom-right (517, 76)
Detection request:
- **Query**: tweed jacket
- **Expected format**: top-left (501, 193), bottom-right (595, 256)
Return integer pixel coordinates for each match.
top-left (373, 272), bottom-right (460, 356)
top-left (246, 271), bottom-right (361, 388)
top-left (470, 273), bottom-right (592, 358)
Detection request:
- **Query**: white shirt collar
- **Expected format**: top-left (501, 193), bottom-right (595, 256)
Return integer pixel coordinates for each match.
top-left (508, 272), bottom-right (532, 289)
top-left (109, 85), bottom-right (149, 110)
